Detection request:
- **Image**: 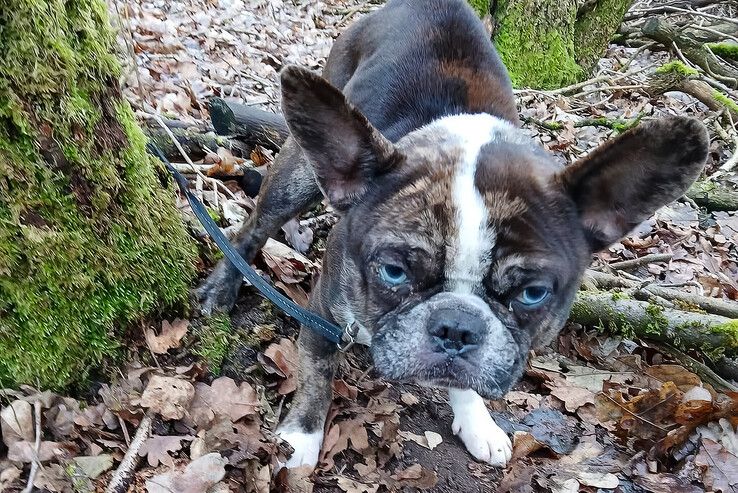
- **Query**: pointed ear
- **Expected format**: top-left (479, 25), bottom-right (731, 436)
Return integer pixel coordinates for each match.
top-left (279, 65), bottom-right (401, 211)
top-left (558, 117), bottom-right (709, 251)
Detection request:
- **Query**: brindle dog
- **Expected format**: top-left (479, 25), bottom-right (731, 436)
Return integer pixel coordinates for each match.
top-left (197, 0), bottom-right (709, 468)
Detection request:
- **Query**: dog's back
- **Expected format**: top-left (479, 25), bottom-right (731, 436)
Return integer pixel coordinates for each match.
top-left (323, 0), bottom-right (519, 142)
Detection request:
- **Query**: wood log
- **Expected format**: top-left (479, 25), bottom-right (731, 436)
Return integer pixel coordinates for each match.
top-left (209, 97), bottom-right (289, 152)
top-left (641, 17), bottom-right (738, 88)
top-left (686, 180), bottom-right (738, 212)
top-left (144, 123), bottom-right (248, 161)
top-left (584, 270), bottom-right (738, 319)
top-left (570, 291), bottom-right (738, 356)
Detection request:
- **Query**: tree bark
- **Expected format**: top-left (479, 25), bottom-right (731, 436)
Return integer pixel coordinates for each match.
top-left (0, 0), bottom-right (196, 389)
top-left (490, 0), bottom-right (634, 89)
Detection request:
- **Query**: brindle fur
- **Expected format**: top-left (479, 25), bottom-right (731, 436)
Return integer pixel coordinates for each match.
top-left (196, 0), bottom-right (709, 464)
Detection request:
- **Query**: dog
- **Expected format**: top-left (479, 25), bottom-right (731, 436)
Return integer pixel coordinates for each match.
top-left (197, 0), bottom-right (709, 469)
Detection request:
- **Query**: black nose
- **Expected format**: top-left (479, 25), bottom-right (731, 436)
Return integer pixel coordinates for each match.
top-left (428, 309), bottom-right (484, 355)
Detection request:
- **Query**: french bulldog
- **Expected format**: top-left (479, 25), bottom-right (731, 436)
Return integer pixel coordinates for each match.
top-left (197, 0), bottom-right (709, 469)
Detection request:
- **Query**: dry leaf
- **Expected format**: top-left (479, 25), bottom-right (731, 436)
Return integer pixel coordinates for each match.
top-left (138, 435), bottom-right (193, 467)
top-left (695, 438), bottom-right (738, 492)
top-left (1, 400), bottom-right (34, 446)
top-left (261, 338), bottom-right (298, 395)
top-left (139, 375), bottom-right (195, 420)
top-left (187, 377), bottom-right (259, 428)
top-left (145, 453), bottom-right (227, 493)
top-left (145, 319), bottom-right (189, 354)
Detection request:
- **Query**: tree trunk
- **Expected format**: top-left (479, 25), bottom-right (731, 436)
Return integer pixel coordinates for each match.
top-left (486, 0), bottom-right (633, 89)
top-left (0, 0), bottom-right (196, 389)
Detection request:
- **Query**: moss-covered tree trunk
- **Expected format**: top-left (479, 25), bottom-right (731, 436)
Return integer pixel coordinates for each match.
top-left (470, 0), bottom-right (633, 89)
top-left (0, 0), bottom-right (196, 389)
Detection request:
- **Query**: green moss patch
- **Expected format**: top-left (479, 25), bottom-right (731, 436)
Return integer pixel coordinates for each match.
top-left (468, 0), bottom-right (491, 16)
top-left (656, 61), bottom-right (699, 77)
top-left (0, 0), bottom-right (196, 389)
top-left (708, 42), bottom-right (738, 61)
top-left (193, 314), bottom-right (234, 376)
top-left (494, 0), bottom-right (583, 89)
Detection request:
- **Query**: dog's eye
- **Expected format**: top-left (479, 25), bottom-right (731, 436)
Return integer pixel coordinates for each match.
top-left (517, 286), bottom-right (551, 307)
top-left (378, 264), bottom-right (408, 285)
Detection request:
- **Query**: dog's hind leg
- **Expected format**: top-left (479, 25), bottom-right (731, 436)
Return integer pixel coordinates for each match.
top-left (196, 138), bottom-right (322, 315)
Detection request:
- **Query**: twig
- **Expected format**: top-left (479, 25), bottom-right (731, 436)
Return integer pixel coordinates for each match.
top-left (150, 112), bottom-right (239, 203)
top-left (608, 253), bottom-right (673, 271)
top-left (118, 415), bottom-right (131, 447)
top-left (105, 413), bottom-right (153, 493)
top-left (22, 400), bottom-right (42, 493)
top-left (575, 84), bottom-right (650, 98)
top-left (651, 342), bottom-right (738, 392)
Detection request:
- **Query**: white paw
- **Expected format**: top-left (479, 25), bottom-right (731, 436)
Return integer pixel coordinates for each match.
top-left (449, 388), bottom-right (512, 467)
top-left (275, 427), bottom-right (323, 470)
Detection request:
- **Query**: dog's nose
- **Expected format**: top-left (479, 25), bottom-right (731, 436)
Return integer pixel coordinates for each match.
top-left (428, 309), bottom-right (484, 355)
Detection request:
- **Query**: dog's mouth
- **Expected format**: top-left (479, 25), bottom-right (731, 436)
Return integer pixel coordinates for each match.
top-left (372, 349), bottom-right (513, 399)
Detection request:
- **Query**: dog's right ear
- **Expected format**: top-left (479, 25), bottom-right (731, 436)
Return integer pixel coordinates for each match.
top-left (280, 65), bottom-right (401, 212)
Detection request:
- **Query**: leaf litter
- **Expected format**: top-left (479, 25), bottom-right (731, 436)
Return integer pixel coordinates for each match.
top-left (2, 0), bottom-right (738, 491)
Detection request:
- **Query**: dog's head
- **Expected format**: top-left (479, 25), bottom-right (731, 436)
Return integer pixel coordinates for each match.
top-left (280, 66), bottom-right (709, 399)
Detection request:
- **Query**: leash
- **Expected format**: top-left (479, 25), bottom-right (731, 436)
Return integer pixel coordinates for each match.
top-left (146, 143), bottom-right (358, 351)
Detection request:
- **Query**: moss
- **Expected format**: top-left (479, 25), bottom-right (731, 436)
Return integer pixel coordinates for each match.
top-left (656, 61), bottom-right (699, 77)
top-left (611, 291), bottom-right (628, 301)
top-left (710, 320), bottom-right (738, 347)
top-left (494, 0), bottom-right (584, 89)
top-left (193, 314), bottom-right (234, 376)
top-left (644, 304), bottom-right (669, 335)
top-left (708, 42), bottom-right (738, 61)
top-left (713, 91), bottom-right (738, 115)
top-left (467, 0), bottom-right (491, 16)
top-left (0, 0), bottom-right (197, 389)
top-left (574, 0), bottom-right (634, 72)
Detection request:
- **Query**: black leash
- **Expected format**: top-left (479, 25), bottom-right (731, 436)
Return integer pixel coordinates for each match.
top-left (147, 143), bottom-right (356, 350)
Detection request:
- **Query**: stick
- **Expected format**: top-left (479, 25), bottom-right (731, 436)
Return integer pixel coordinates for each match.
top-left (105, 413), bottom-right (152, 493)
top-left (608, 253), bottom-right (673, 271)
top-left (22, 400), bottom-right (42, 493)
top-left (571, 291), bottom-right (738, 356)
top-left (584, 270), bottom-right (738, 319)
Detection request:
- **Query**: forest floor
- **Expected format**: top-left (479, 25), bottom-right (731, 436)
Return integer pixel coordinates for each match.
top-left (2, 0), bottom-right (738, 492)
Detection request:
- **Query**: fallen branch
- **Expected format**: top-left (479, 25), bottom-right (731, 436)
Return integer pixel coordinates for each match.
top-left (608, 253), bottom-right (673, 271)
top-left (209, 97), bottom-right (289, 152)
top-left (144, 123), bottom-right (248, 162)
top-left (105, 413), bottom-right (152, 493)
top-left (570, 291), bottom-right (738, 357)
top-left (641, 18), bottom-right (738, 88)
top-left (686, 179), bottom-right (738, 211)
top-left (584, 270), bottom-right (738, 319)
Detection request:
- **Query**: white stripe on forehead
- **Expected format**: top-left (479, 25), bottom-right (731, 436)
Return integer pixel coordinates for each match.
top-left (426, 113), bottom-right (518, 293)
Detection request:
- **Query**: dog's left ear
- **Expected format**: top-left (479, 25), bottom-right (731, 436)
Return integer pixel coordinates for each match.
top-left (558, 117), bottom-right (709, 252)
top-left (280, 65), bottom-right (401, 211)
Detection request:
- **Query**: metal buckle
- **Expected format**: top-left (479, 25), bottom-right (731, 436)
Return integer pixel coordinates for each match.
top-left (338, 323), bottom-right (360, 352)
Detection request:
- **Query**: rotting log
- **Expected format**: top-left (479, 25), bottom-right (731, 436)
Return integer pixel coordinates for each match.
top-left (641, 17), bottom-right (738, 88)
top-left (209, 97), bottom-right (289, 152)
top-left (144, 122), bottom-right (249, 161)
top-left (686, 180), bottom-right (738, 212)
top-left (584, 270), bottom-right (738, 319)
top-left (0, 0), bottom-right (196, 389)
top-left (571, 291), bottom-right (738, 357)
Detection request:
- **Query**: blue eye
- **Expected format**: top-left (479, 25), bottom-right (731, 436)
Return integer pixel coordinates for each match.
top-left (518, 286), bottom-right (550, 307)
top-left (378, 264), bottom-right (408, 285)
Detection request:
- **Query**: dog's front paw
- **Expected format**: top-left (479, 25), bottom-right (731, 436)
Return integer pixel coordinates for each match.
top-left (449, 388), bottom-right (512, 467)
top-left (194, 260), bottom-right (243, 315)
top-left (452, 412), bottom-right (512, 466)
top-left (276, 428), bottom-right (323, 470)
